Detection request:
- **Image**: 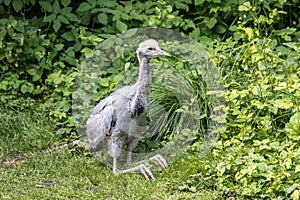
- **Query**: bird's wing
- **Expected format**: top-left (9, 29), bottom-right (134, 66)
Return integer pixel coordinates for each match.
top-left (86, 96), bottom-right (116, 152)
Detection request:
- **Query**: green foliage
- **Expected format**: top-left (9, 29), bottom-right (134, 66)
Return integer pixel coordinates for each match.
top-left (182, 2), bottom-right (300, 197)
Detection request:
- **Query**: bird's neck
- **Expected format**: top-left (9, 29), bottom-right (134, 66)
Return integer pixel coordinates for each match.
top-left (136, 56), bottom-right (151, 96)
top-left (129, 56), bottom-right (151, 116)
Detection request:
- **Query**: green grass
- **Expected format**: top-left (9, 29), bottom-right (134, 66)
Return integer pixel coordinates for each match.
top-left (0, 107), bottom-right (217, 199)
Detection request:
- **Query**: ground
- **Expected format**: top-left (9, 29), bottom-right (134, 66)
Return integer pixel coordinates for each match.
top-left (0, 107), bottom-right (216, 200)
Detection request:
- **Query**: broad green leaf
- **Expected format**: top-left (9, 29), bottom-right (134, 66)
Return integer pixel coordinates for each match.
top-left (4, 0), bottom-right (10, 6)
top-left (274, 28), bottom-right (297, 36)
top-left (53, 19), bottom-right (61, 32)
top-left (238, 2), bottom-right (252, 11)
top-left (53, 0), bottom-right (60, 13)
top-left (120, 28), bottom-right (137, 39)
top-left (61, 7), bottom-right (72, 14)
top-left (65, 13), bottom-right (78, 22)
top-left (97, 13), bottom-right (108, 25)
top-left (285, 158), bottom-right (292, 169)
top-left (290, 112), bottom-right (300, 125)
top-left (190, 28), bottom-right (200, 40)
top-left (116, 20), bottom-right (127, 32)
top-left (274, 82), bottom-right (287, 90)
top-left (194, 0), bottom-right (204, 6)
top-left (61, 31), bottom-right (75, 41)
top-left (61, 0), bottom-right (71, 7)
top-left (43, 14), bottom-right (56, 23)
top-left (63, 56), bottom-right (77, 66)
top-left (77, 2), bottom-right (92, 12)
top-left (32, 72), bottom-right (43, 82)
top-left (88, 0), bottom-right (97, 6)
top-left (273, 97), bottom-right (293, 109)
top-left (102, 0), bottom-right (118, 7)
top-left (55, 44), bottom-right (64, 51)
top-left (12, 0), bottom-right (23, 12)
top-left (27, 68), bottom-right (38, 76)
top-left (204, 18), bottom-right (217, 29)
top-left (21, 83), bottom-right (34, 94)
top-left (57, 15), bottom-right (69, 24)
top-left (39, 1), bottom-right (53, 12)
top-left (284, 42), bottom-right (300, 52)
top-left (174, 2), bottom-right (189, 11)
top-left (291, 190), bottom-right (300, 200)
top-left (215, 24), bottom-right (227, 34)
top-left (99, 78), bottom-right (109, 87)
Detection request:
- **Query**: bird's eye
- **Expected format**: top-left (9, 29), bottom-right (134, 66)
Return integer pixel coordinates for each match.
top-left (148, 47), bottom-right (155, 50)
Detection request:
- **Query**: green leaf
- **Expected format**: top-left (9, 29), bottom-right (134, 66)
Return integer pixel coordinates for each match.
top-left (274, 28), bottom-right (297, 36)
top-left (43, 14), bottom-right (56, 22)
top-left (98, 13), bottom-right (108, 25)
top-left (61, 0), bottom-right (71, 7)
top-left (4, 0), bottom-right (10, 6)
top-left (215, 24), bottom-right (227, 34)
top-left (61, 31), bottom-right (75, 41)
top-left (116, 20), bottom-right (127, 32)
top-left (27, 68), bottom-right (38, 76)
top-left (53, 0), bottom-right (60, 13)
top-left (283, 42), bottom-right (300, 52)
top-left (101, 39), bottom-right (114, 49)
top-left (28, 68), bottom-right (43, 82)
top-left (65, 13), bottom-right (78, 22)
top-left (99, 78), bottom-right (109, 87)
top-left (204, 18), bottom-right (217, 29)
top-left (63, 56), bottom-right (77, 66)
top-left (273, 97), bottom-right (293, 109)
top-left (190, 28), bottom-right (200, 40)
top-left (39, 1), bottom-right (53, 12)
top-left (291, 190), bottom-right (300, 200)
top-left (55, 44), bottom-right (64, 51)
top-left (77, 2), bottom-right (92, 12)
top-left (53, 19), bottom-right (61, 32)
top-left (88, 0), bottom-right (97, 7)
top-left (12, 0), bottom-right (23, 12)
top-left (57, 15), bottom-right (69, 24)
top-left (174, 2), bottom-right (189, 11)
top-left (102, 0), bottom-right (118, 7)
top-left (238, 2), bottom-right (252, 11)
top-left (194, 0), bottom-right (204, 6)
top-left (21, 83), bottom-right (34, 94)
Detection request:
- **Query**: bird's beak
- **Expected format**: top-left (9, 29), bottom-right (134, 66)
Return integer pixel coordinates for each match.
top-left (158, 50), bottom-right (171, 57)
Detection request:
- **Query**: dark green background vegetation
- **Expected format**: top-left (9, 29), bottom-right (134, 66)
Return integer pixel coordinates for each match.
top-left (0, 0), bottom-right (300, 199)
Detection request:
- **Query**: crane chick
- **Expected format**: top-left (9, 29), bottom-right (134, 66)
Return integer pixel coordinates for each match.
top-left (86, 39), bottom-right (170, 180)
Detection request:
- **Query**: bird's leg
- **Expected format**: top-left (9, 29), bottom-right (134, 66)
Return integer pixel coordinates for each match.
top-left (126, 151), bottom-right (132, 164)
top-left (126, 137), bottom-right (138, 164)
top-left (112, 157), bottom-right (118, 174)
top-left (112, 156), bottom-right (155, 180)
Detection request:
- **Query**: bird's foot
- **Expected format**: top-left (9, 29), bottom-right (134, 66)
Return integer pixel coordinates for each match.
top-left (148, 154), bottom-right (168, 169)
top-left (116, 163), bottom-right (155, 180)
top-left (115, 154), bottom-right (168, 180)
top-left (136, 154), bottom-right (168, 169)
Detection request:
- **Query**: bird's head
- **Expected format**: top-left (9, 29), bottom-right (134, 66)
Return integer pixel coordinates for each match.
top-left (136, 39), bottom-right (170, 59)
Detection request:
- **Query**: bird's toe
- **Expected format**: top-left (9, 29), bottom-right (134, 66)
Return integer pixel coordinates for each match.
top-left (138, 163), bottom-right (155, 180)
top-left (149, 154), bottom-right (168, 169)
